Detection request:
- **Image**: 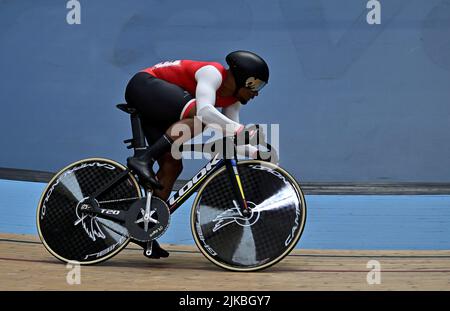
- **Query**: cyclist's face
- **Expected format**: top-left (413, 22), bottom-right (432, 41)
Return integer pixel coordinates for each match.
top-left (236, 87), bottom-right (258, 103)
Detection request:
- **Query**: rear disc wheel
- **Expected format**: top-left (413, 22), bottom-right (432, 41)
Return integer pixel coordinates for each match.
top-left (36, 158), bottom-right (142, 264)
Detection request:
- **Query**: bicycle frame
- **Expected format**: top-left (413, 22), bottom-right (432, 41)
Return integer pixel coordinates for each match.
top-left (85, 136), bottom-right (250, 222)
top-left (168, 136), bottom-right (251, 213)
top-left (167, 153), bottom-right (223, 213)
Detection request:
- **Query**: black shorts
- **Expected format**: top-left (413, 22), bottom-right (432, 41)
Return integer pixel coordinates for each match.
top-left (124, 72), bottom-right (194, 145)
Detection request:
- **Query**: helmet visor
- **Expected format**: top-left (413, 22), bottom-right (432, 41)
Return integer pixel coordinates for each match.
top-left (245, 77), bottom-right (267, 92)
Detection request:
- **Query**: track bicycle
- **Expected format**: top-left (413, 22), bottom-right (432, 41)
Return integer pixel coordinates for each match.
top-left (36, 103), bottom-right (307, 271)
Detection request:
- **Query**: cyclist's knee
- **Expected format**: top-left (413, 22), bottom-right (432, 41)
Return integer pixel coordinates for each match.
top-left (167, 117), bottom-right (204, 141)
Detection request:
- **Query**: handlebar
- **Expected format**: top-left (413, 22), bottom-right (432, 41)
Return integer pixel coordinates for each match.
top-left (179, 129), bottom-right (279, 164)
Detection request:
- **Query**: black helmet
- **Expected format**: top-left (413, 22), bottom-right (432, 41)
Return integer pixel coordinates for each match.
top-left (226, 50), bottom-right (269, 93)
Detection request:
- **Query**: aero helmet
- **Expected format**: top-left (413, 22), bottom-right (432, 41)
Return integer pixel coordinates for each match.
top-left (226, 50), bottom-right (269, 95)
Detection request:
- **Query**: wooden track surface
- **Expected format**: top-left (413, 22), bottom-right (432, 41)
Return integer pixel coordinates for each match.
top-left (0, 234), bottom-right (449, 291)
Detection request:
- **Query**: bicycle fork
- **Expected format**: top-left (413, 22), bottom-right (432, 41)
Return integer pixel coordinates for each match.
top-left (225, 159), bottom-right (250, 214)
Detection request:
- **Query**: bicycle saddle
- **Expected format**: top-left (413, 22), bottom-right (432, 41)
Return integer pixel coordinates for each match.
top-left (116, 103), bottom-right (137, 114)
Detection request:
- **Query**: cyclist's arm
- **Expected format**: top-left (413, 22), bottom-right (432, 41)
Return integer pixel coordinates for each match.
top-left (195, 66), bottom-right (243, 136)
top-left (222, 102), bottom-right (260, 158)
top-left (222, 102), bottom-right (241, 123)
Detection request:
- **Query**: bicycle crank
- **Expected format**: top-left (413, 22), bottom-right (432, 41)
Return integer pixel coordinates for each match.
top-left (125, 195), bottom-right (170, 242)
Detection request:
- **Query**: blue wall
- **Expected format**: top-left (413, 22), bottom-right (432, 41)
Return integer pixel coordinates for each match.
top-left (1, 0), bottom-right (449, 182)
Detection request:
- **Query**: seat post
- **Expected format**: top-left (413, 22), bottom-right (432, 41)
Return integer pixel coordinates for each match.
top-left (116, 103), bottom-right (148, 157)
top-left (129, 113), bottom-right (147, 157)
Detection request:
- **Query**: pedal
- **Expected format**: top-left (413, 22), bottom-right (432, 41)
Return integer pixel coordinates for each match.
top-left (144, 240), bottom-right (153, 257)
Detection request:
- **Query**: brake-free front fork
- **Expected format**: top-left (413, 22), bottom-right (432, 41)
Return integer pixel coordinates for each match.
top-left (225, 159), bottom-right (250, 215)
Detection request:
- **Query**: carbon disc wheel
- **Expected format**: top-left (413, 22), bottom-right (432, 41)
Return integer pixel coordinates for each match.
top-left (191, 160), bottom-right (306, 272)
top-left (36, 158), bottom-right (142, 264)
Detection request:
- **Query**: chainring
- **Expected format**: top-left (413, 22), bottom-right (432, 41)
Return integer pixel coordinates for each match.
top-left (125, 197), bottom-right (170, 242)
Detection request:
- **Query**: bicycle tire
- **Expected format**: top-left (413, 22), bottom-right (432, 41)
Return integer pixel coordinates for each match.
top-left (36, 158), bottom-right (142, 265)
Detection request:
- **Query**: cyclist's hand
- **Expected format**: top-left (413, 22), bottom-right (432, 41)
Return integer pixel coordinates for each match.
top-left (235, 124), bottom-right (262, 146)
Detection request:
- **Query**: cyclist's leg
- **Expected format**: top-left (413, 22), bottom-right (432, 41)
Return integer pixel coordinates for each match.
top-left (125, 73), bottom-right (201, 259)
top-left (153, 116), bottom-right (204, 200)
top-left (154, 153), bottom-right (182, 201)
top-left (125, 72), bottom-right (195, 187)
top-left (136, 120), bottom-right (195, 259)
top-left (147, 117), bottom-right (204, 258)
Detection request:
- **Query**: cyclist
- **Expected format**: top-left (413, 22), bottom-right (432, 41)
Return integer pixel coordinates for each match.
top-left (124, 50), bottom-right (269, 258)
